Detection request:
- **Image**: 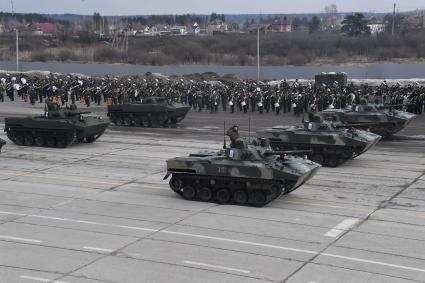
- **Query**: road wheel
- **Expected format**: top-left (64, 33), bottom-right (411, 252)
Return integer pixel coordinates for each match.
top-left (35, 136), bottom-right (44, 147)
top-left (233, 190), bottom-right (248, 205)
top-left (325, 155), bottom-right (339, 168)
top-left (133, 117), bottom-right (142, 127)
top-left (216, 189), bottom-right (230, 204)
top-left (169, 176), bottom-right (182, 192)
top-left (251, 191), bottom-right (267, 207)
top-left (182, 186), bottom-right (196, 200)
top-left (116, 117), bottom-right (124, 126)
top-left (158, 113), bottom-right (168, 125)
top-left (46, 137), bottom-right (56, 148)
top-left (141, 116), bottom-right (151, 128)
top-left (55, 137), bottom-right (67, 148)
top-left (198, 187), bottom-right (213, 202)
top-left (123, 117), bottom-right (132, 127)
top-left (342, 148), bottom-right (353, 159)
top-left (24, 135), bottom-right (34, 146)
top-left (15, 135), bottom-right (24, 146)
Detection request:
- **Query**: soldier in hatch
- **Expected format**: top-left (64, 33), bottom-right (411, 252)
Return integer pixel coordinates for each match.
top-left (226, 125), bottom-right (245, 149)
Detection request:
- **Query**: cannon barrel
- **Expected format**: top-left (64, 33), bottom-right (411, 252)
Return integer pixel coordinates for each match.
top-left (263, 150), bottom-right (312, 156)
top-left (334, 122), bottom-right (381, 128)
top-left (64, 110), bottom-right (92, 116)
top-left (380, 103), bottom-right (415, 108)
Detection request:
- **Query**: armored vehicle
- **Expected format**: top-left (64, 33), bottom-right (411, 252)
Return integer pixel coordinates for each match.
top-left (0, 138), bottom-right (5, 152)
top-left (315, 72), bottom-right (347, 87)
top-left (4, 102), bottom-right (109, 148)
top-left (107, 97), bottom-right (191, 127)
top-left (260, 118), bottom-right (381, 167)
top-left (321, 103), bottom-right (416, 137)
top-left (164, 126), bottom-right (321, 207)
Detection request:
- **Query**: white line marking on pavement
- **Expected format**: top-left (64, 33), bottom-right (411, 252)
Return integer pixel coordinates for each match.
top-left (162, 230), bottom-right (317, 255)
top-left (28, 214), bottom-right (158, 232)
top-left (1, 210), bottom-right (424, 274)
top-left (0, 210), bottom-right (27, 216)
top-left (0, 235), bottom-right (41, 243)
top-left (118, 225), bottom-right (158, 232)
top-left (325, 218), bottom-right (360, 238)
top-left (20, 275), bottom-right (70, 283)
top-left (29, 215), bottom-right (100, 225)
top-left (19, 174), bottom-right (123, 186)
top-left (51, 200), bottom-right (73, 208)
top-left (83, 246), bottom-right (114, 253)
top-left (321, 253), bottom-right (425, 273)
top-left (184, 260), bottom-right (250, 274)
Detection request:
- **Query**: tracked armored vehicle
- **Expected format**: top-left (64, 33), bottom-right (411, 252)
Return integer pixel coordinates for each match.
top-left (4, 102), bottom-right (109, 148)
top-left (107, 97), bottom-right (191, 127)
top-left (164, 127), bottom-right (320, 207)
top-left (321, 103), bottom-right (416, 138)
top-left (260, 118), bottom-right (381, 167)
top-left (0, 138), bottom-right (5, 152)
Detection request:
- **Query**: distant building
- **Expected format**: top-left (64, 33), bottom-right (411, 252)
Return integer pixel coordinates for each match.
top-left (368, 21), bottom-right (386, 35)
top-left (170, 26), bottom-right (187, 35)
top-left (248, 22), bottom-right (292, 34)
top-left (0, 24), bottom-right (4, 34)
top-left (268, 23), bottom-right (292, 33)
top-left (268, 18), bottom-right (292, 33)
top-left (207, 20), bottom-right (228, 35)
top-left (31, 22), bottom-right (57, 36)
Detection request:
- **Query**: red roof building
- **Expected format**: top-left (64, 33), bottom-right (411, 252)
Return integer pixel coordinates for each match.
top-left (31, 23), bottom-right (57, 35)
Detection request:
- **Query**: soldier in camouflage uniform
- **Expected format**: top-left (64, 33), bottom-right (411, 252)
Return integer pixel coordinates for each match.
top-left (226, 125), bottom-right (244, 149)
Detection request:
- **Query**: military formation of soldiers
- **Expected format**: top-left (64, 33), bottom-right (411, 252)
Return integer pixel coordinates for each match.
top-left (0, 73), bottom-right (424, 115)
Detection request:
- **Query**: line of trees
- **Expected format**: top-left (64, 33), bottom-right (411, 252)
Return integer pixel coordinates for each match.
top-left (0, 12), bottom-right (69, 26)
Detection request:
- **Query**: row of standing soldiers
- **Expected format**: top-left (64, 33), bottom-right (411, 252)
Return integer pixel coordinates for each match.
top-left (1, 75), bottom-right (424, 115)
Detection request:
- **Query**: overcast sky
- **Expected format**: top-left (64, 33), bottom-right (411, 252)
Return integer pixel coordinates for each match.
top-left (1, 0), bottom-right (424, 15)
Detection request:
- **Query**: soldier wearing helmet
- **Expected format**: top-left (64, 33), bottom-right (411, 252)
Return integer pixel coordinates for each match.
top-left (226, 125), bottom-right (244, 149)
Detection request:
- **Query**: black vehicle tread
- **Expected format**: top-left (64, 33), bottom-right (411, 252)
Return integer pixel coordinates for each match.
top-left (6, 127), bottom-right (75, 148)
top-left (169, 173), bottom-right (286, 207)
top-left (109, 111), bottom-right (186, 128)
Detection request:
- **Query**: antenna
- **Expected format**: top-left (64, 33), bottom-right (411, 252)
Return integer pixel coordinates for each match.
top-left (257, 11), bottom-right (261, 83)
top-left (223, 120), bottom-right (227, 149)
top-left (248, 116), bottom-right (251, 143)
top-left (392, 3), bottom-right (396, 36)
top-left (10, 0), bottom-right (14, 15)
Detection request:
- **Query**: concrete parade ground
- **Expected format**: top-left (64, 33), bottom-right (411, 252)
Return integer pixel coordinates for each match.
top-left (0, 101), bottom-right (424, 283)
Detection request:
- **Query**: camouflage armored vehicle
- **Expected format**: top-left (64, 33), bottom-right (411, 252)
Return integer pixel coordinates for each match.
top-left (315, 72), bottom-right (348, 87)
top-left (164, 126), bottom-right (321, 207)
top-left (0, 138), bottom-right (5, 152)
top-left (4, 102), bottom-right (109, 148)
top-left (321, 103), bottom-right (416, 138)
top-left (260, 117), bottom-right (381, 167)
top-left (107, 97), bottom-right (191, 127)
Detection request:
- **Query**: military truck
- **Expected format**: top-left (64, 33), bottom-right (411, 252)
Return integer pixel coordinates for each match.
top-left (321, 103), bottom-right (416, 137)
top-left (107, 97), bottom-right (191, 127)
top-left (4, 102), bottom-right (109, 148)
top-left (315, 72), bottom-right (348, 87)
top-left (164, 127), bottom-right (321, 207)
top-left (260, 118), bottom-right (381, 167)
